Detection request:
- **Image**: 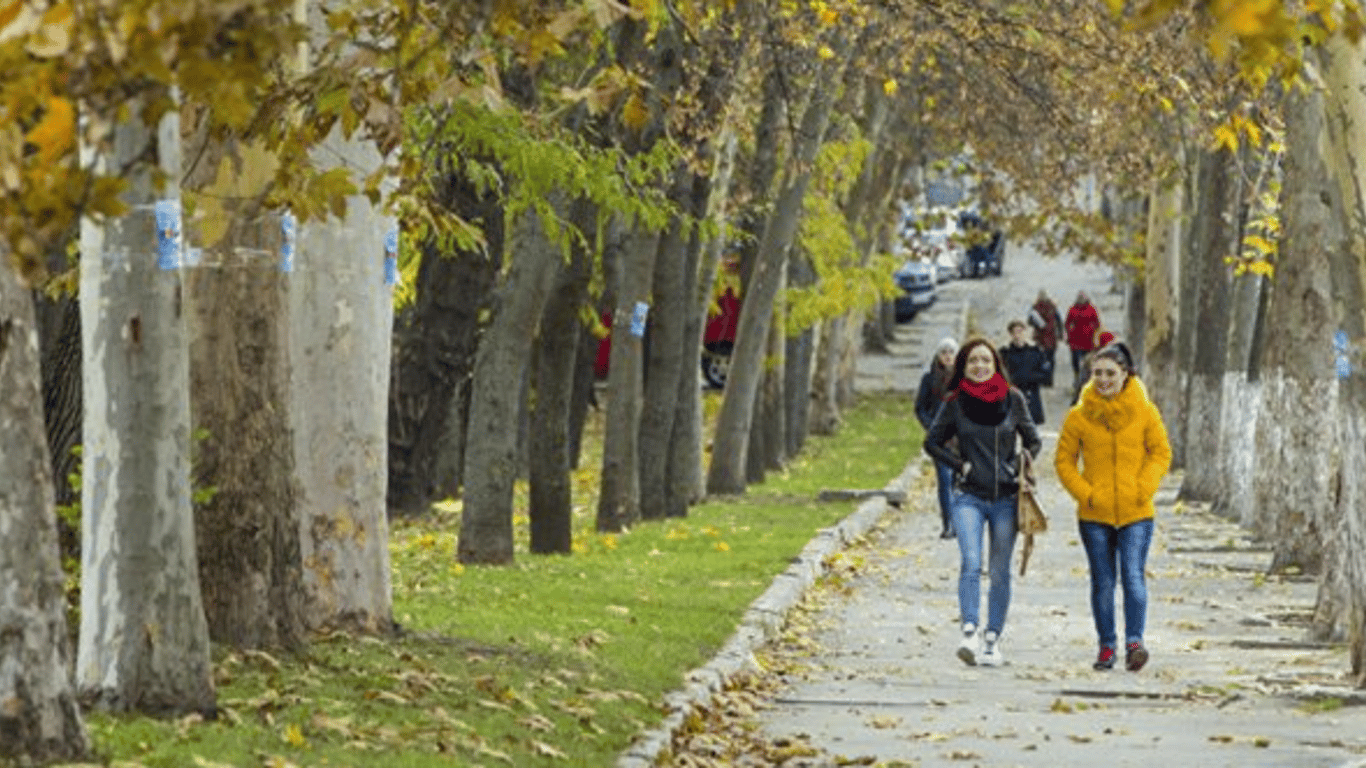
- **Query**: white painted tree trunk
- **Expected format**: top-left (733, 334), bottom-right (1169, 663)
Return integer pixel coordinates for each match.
top-left (290, 131), bottom-right (395, 633)
top-left (76, 103), bottom-right (215, 713)
top-left (1317, 35), bottom-right (1366, 657)
top-left (0, 261), bottom-right (87, 760)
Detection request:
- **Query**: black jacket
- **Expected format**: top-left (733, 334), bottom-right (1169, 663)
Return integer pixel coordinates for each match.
top-left (923, 388), bottom-right (1041, 501)
top-left (1000, 343), bottom-right (1049, 424)
top-left (914, 363), bottom-right (952, 429)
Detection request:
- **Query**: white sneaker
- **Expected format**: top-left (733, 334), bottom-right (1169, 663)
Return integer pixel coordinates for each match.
top-left (979, 631), bottom-right (1004, 667)
top-left (956, 624), bottom-right (979, 666)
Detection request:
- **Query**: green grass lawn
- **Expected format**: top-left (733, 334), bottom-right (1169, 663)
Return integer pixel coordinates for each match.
top-left (78, 391), bottom-right (924, 767)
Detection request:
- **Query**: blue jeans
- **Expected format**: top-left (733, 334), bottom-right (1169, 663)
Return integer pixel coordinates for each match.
top-left (1078, 518), bottom-right (1154, 648)
top-left (934, 460), bottom-right (956, 531)
top-left (951, 492), bottom-right (1018, 634)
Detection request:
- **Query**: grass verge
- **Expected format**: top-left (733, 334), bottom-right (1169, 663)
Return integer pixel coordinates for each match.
top-left (78, 391), bottom-right (923, 767)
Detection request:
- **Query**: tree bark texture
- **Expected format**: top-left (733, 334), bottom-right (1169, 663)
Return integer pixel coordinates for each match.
top-left (183, 140), bottom-right (306, 650)
top-left (0, 261), bottom-right (88, 761)
top-left (1142, 168), bottom-right (1183, 436)
top-left (76, 106), bottom-right (216, 714)
top-left (34, 293), bottom-right (81, 512)
top-left (1252, 78), bottom-right (1338, 574)
top-left (1317, 36), bottom-right (1366, 651)
top-left (529, 201), bottom-right (592, 553)
top-left (388, 168), bottom-right (501, 515)
top-left (461, 206), bottom-right (562, 561)
top-left (290, 131), bottom-right (395, 632)
top-left (707, 48), bottom-right (843, 495)
top-left (640, 168), bottom-right (695, 520)
top-left (809, 316), bottom-right (843, 436)
top-left (596, 226), bottom-right (659, 531)
top-left (1179, 151), bottom-right (1236, 502)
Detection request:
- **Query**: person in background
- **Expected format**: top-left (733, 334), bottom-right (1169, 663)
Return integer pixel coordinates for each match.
top-left (924, 338), bottom-right (1041, 667)
top-left (1055, 340), bottom-right (1172, 673)
top-left (915, 337), bottom-right (960, 539)
top-left (1000, 320), bottom-right (1049, 425)
top-left (1028, 290), bottom-right (1064, 387)
top-left (1064, 291), bottom-right (1102, 391)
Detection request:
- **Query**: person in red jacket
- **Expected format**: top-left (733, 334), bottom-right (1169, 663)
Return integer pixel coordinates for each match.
top-left (1064, 291), bottom-right (1102, 390)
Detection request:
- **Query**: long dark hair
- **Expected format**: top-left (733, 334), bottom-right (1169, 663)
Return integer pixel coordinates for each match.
top-left (946, 336), bottom-right (1013, 392)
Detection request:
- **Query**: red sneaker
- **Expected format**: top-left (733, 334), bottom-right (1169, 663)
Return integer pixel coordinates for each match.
top-left (1125, 642), bottom-right (1149, 672)
top-left (1093, 646), bottom-right (1116, 670)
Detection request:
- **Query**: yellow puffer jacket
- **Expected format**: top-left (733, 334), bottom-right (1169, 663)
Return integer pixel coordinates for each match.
top-left (1055, 377), bottom-right (1172, 528)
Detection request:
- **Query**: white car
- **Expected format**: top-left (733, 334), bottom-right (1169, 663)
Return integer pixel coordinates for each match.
top-left (902, 207), bottom-right (965, 283)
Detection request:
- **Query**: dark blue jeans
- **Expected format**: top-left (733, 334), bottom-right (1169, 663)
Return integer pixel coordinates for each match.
top-left (934, 459), bottom-right (956, 531)
top-left (952, 492), bottom-right (1018, 635)
top-left (1078, 518), bottom-right (1154, 648)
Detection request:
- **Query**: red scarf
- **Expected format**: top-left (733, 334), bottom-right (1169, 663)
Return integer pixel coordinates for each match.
top-left (959, 372), bottom-right (1009, 403)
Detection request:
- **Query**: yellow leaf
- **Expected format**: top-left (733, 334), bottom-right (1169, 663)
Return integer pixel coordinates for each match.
top-left (883, 78), bottom-right (897, 96)
top-left (817, 44), bottom-right (834, 60)
top-left (25, 96), bottom-right (75, 165)
top-left (24, 1), bottom-right (70, 57)
top-left (1212, 122), bottom-right (1239, 153)
top-left (283, 723), bottom-right (306, 747)
top-left (621, 91), bottom-right (649, 131)
top-left (819, 8), bottom-right (838, 25)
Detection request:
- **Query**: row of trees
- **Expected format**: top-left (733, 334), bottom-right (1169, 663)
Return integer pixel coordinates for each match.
top-left (2, 0), bottom-right (1364, 762)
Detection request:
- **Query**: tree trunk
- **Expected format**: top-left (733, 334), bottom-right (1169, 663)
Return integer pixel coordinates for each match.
top-left (529, 201), bottom-right (592, 553)
top-left (1142, 166), bottom-right (1183, 432)
top-left (290, 131), bottom-right (395, 632)
top-left (1179, 151), bottom-right (1236, 502)
top-left (76, 103), bottom-right (216, 714)
top-left (596, 226), bottom-right (659, 531)
top-left (760, 292), bottom-right (788, 471)
top-left (460, 205), bottom-right (562, 562)
top-left (0, 260), bottom-right (88, 761)
top-left (1252, 76), bottom-right (1338, 574)
top-left (183, 140), bottom-right (306, 650)
top-left (1316, 36), bottom-right (1366, 652)
top-left (784, 325), bottom-right (815, 457)
top-left (35, 293), bottom-right (81, 512)
top-left (388, 168), bottom-right (501, 515)
top-left (706, 45), bottom-right (844, 494)
top-left (640, 169), bottom-right (694, 520)
top-left (809, 317), bottom-right (843, 436)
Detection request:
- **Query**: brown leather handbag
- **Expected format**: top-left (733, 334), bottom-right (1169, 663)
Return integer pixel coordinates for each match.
top-left (1017, 449), bottom-right (1048, 576)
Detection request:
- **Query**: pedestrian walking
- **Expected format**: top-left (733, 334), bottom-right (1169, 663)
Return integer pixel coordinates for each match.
top-left (1064, 290), bottom-right (1102, 391)
top-left (1027, 290), bottom-right (1063, 387)
top-left (923, 338), bottom-right (1042, 667)
top-left (915, 337), bottom-right (960, 540)
top-left (1054, 340), bottom-right (1172, 673)
top-left (999, 320), bottom-right (1049, 425)
top-left (1070, 328), bottom-right (1116, 406)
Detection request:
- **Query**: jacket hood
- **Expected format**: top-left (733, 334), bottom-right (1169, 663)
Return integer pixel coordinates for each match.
top-left (1078, 376), bottom-right (1148, 432)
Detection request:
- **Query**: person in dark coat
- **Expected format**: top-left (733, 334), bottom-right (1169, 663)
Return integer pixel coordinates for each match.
top-left (923, 337), bottom-right (1042, 667)
top-left (915, 337), bottom-right (960, 539)
top-left (1000, 320), bottom-right (1049, 425)
top-left (1028, 290), bottom-right (1064, 387)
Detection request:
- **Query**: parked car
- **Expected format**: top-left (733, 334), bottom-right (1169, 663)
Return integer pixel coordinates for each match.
top-left (902, 207), bottom-right (966, 283)
top-left (594, 285), bottom-right (740, 389)
top-left (892, 257), bottom-right (937, 322)
top-left (958, 211), bottom-right (1005, 278)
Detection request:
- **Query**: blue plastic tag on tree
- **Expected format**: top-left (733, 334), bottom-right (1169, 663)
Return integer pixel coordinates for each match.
top-left (630, 301), bottom-right (649, 337)
top-left (384, 228), bottom-right (399, 286)
top-left (1338, 353), bottom-right (1352, 380)
top-left (280, 212), bottom-right (296, 273)
top-left (154, 199), bottom-right (181, 270)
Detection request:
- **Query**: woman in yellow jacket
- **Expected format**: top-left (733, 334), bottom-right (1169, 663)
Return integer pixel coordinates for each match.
top-left (1055, 341), bottom-right (1171, 672)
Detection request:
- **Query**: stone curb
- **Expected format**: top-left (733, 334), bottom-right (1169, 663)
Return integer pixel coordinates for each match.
top-left (614, 457), bottom-right (929, 768)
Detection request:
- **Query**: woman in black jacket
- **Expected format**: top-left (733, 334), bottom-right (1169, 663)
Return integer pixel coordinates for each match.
top-left (924, 337), bottom-right (1042, 667)
top-left (915, 337), bottom-right (959, 539)
top-left (999, 320), bottom-right (1050, 424)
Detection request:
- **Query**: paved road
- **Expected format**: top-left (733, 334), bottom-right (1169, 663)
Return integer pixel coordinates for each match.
top-left (752, 239), bottom-right (1366, 767)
